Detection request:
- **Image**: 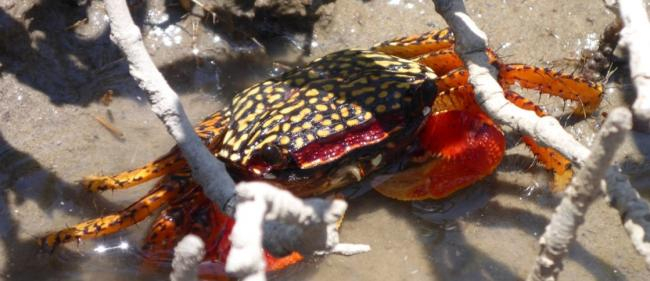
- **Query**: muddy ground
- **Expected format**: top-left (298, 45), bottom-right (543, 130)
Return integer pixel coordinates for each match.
top-left (1, 0), bottom-right (649, 280)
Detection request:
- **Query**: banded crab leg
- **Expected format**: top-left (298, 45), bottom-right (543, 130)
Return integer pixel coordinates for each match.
top-left (41, 172), bottom-right (196, 249)
top-left (82, 110), bottom-right (230, 192)
top-left (374, 29), bottom-right (603, 116)
top-left (503, 90), bottom-right (573, 190)
top-left (416, 48), bottom-right (499, 76)
top-left (423, 58), bottom-right (602, 117)
top-left (372, 28), bottom-right (498, 76)
top-left (498, 64), bottom-right (603, 116)
top-left (141, 187), bottom-right (226, 262)
top-left (371, 28), bottom-right (455, 59)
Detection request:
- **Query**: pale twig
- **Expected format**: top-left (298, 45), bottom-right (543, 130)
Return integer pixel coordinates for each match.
top-left (170, 235), bottom-right (206, 281)
top-left (605, 0), bottom-right (650, 268)
top-left (431, 0), bottom-right (650, 270)
top-left (607, 0), bottom-right (650, 131)
top-left (527, 108), bottom-right (632, 281)
top-left (103, 0), bottom-right (236, 212)
top-left (225, 182), bottom-right (370, 281)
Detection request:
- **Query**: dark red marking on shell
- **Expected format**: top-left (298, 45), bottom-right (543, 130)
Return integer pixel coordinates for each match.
top-left (291, 120), bottom-right (389, 168)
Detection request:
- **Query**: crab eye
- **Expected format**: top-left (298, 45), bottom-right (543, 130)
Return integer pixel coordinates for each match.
top-left (258, 144), bottom-right (286, 168)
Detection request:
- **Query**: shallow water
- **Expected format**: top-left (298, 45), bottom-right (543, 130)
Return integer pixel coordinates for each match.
top-left (1, 0), bottom-right (649, 280)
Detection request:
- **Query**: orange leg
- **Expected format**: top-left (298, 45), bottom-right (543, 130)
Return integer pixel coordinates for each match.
top-left (82, 110), bottom-right (230, 192)
top-left (416, 48), bottom-right (499, 76)
top-left (421, 48), bottom-right (602, 117)
top-left (372, 28), bottom-right (498, 76)
top-left (416, 49), bottom-right (465, 75)
top-left (372, 28), bottom-right (455, 58)
top-left (429, 50), bottom-right (496, 92)
top-left (435, 68), bottom-right (470, 92)
top-left (41, 173), bottom-right (195, 249)
top-left (431, 85), bottom-right (484, 116)
top-left (82, 147), bottom-right (187, 192)
top-left (498, 64), bottom-right (603, 116)
top-left (142, 188), bottom-right (219, 263)
top-left (503, 90), bottom-right (573, 190)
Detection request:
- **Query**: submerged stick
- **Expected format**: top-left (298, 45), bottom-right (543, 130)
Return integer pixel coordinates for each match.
top-left (603, 168), bottom-right (650, 268)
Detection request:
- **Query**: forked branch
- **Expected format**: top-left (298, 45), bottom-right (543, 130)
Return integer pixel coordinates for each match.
top-left (432, 0), bottom-right (650, 272)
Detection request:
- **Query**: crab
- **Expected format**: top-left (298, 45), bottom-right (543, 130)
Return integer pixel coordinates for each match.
top-left (41, 28), bottom-right (602, 277)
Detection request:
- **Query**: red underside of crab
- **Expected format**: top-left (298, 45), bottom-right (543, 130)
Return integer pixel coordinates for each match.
top-left (374, 110), bottom-right (506, 200)
top-left (201, 211), bottom-right (302, 272)
top-left (141, 192), bottom-right (304, 280)
top-left (418, 110), bottom-right (505, 197)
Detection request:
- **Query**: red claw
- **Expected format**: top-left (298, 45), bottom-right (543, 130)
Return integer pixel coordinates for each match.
top-left (374, 110), bottom-right (505, 200)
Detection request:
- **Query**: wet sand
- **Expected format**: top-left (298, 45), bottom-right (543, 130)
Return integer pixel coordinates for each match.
top-left (0, 0), bottom-right (648, 280)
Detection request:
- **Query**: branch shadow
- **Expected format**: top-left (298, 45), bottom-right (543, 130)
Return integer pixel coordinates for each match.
top-left (283, 172), bottom-right (628, 280)
top-left (416, 175), bottom-right (627, 281)
top-left (0, 0), bottom-right (329, 108)
top-left (0, 0), bottom-right (138, 105)
top-left (465, 198), bottom-right (627, 281)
